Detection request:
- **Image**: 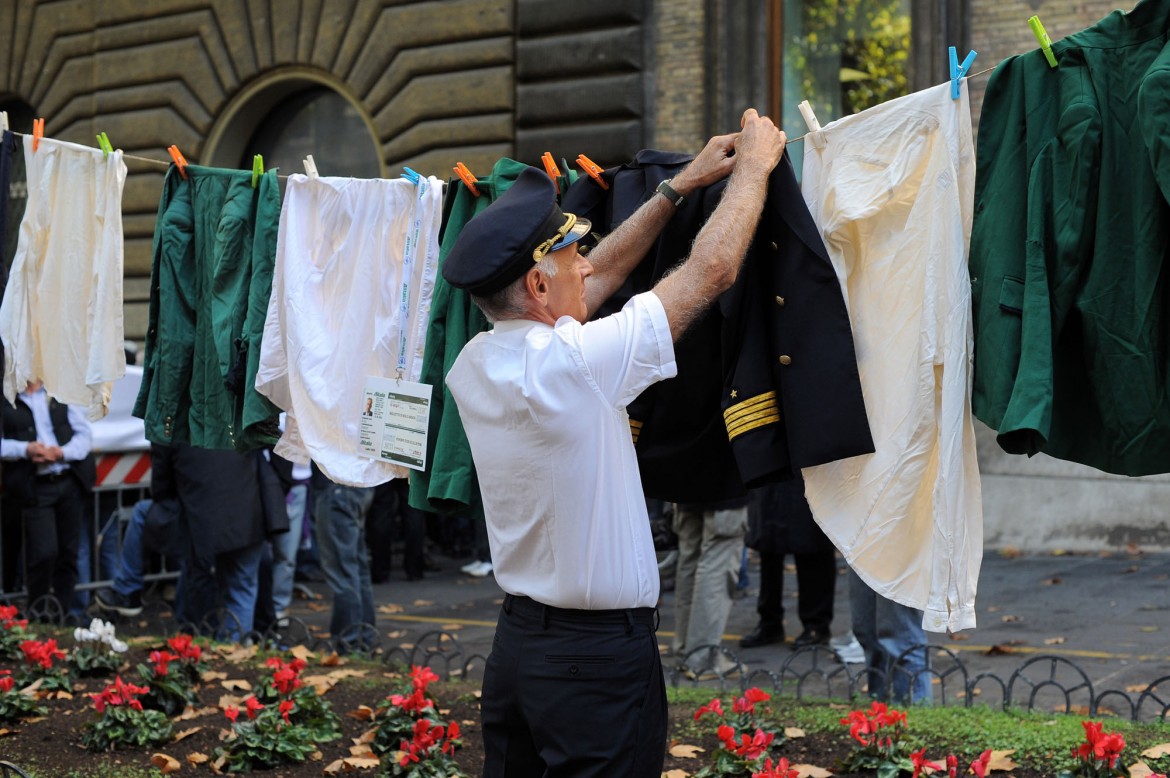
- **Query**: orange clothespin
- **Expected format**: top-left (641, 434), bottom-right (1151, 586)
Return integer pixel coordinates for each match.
top-left (32, 118), bottom-right (44, 152)
top-left (575, 153), bottom-right (608, 190)
top-left (452, 162), bottom-right (480, 197)
top-left (167, 145), bottom-right (189, 180)
top-left (541, 152), bottom-right (562, 193)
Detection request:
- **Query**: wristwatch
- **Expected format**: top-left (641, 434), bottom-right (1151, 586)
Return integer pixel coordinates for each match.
top-left (655, 178), bottom-right (685, 208)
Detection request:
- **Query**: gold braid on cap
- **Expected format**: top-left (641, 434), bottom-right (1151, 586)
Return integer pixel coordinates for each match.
top-left (532, 213), bottom-right (578, 261)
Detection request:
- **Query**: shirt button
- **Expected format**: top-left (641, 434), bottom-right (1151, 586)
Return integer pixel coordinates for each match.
top-left (778, 355), bottom-right (792, 365)
top-left (774, 295), bottom-right (785, 306)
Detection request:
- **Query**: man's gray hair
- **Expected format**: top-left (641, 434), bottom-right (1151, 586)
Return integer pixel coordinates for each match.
top-left (470, 254), bottom-right (559, 323)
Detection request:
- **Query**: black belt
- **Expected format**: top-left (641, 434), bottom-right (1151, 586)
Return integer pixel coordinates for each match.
top-left (502, 593), bottom-right (659, 630)
top-left (36, 470), bottom-right (70, 483)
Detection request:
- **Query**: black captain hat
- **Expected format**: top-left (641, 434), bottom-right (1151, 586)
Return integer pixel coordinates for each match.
top-left (442, 167), bottom-right (592, 296)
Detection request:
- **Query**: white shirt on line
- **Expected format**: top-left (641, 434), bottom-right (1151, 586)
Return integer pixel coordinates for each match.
top-left (447, 292), bottom-right (677, 611)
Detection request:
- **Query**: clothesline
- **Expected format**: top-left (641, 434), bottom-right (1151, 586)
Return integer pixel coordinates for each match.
top-left (8, 63), bottom-right (1001, 175)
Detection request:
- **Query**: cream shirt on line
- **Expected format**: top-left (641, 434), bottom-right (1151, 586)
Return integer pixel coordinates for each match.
top-left (0, 136), bottom-right (127, 420)
top-left (799, 81), bottom-right (983, 633)
top-left (255, 174), bottom-right (442, 487)
top-left (446, 292), bottom-right (677, 610)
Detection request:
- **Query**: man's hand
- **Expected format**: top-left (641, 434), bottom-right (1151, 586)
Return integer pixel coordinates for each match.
top-left (671, 133), bottom-right (738, 196)
top-left (734, 108), bottom-right (786, 174)
top-left (26, 442), bottom-right (53, 463)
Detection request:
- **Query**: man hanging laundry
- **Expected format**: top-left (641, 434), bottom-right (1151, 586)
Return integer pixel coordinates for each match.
top-left (443, 109), bottom-right (786, 777)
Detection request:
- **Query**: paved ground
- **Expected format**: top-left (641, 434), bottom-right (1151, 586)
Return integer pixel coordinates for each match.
top-left (276, 546), bottom-right (1170, 714)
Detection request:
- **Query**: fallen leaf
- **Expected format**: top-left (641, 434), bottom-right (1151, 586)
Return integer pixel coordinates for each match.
top-left (324, 755), bottom-right (382, 773)
top-left (349, 743), bottom-right (376, 757)
top-left (1126, 543), bottom-right (1142, 555)
top-left (1041, 577), bottom-right (1062, 586)
top-left (999, 546), bottom-right (1021, 558)
top-left (985, 645), bottom-right (1016, 656)
top-left (1001, 614), bottom-right (1021, 623)
top-left (212, 754), bottom-right (227, 773)
top-left (988, 750), bottom-right (1018, 771)
top-left (377, 603), bottom-right (404, 614)
top-left (986, 605), bottom-right (1002, 613)
top-left (347, 705), bottom-right (377, 721)
top-left (1123, 566), bottom-right (1141, 574)
top-left (218, 694), bottom-right (245, 710)
top-left (793, 764), bottom-right (834, 778)
top-left (51, 690), bottom-right (73, 700)
top-left (307, 602), bottom-right (329, 612)
top-left (1044, 637), bottom-right (1067, 645)
top-left (669, 744), bottom-right (704, 758)
top-left (0, 728), bottom-right (11, 737)
top-left (187, 752), bottom-right (209, 766)
top-left (220, 645), bottom-right (258, 663)
top-left (413, 599), bottom-right (434, 607)
top-left (173, 727), bottom-right (202, 742)
top-left (177, 706), bottom-right (218, 721)
top-left (321, 652), bottom-right (345, 667)
top-left (440, 623), bottom-right (463, 631)
top-left (290, 645), bottom-right (315, 661)
top-left (151, 753), bottom-right (181, 774)
top-left (1051, 548), bottom-right (1066, 556)
top-left (785, 727), bottom-right (806, 738)
top-left (221, 679), bottom-right (252, 692)
top-left (1141, 743), bottom-right (1170, 759)
top-left (1129, 760), bottom-right (1155, 778)
top-left (201, 671), bottom-right (227, 682)
top-left (386, 630), bottom-right (407, 639)
top-left (1127, 684), bottom-right (1150, 693)
top-left (948, 633), bottom-right (970, 641)
top-left (1140, 626), bottom-right (1160, 633)
top-left (662, 771), bottom-right (689, 778)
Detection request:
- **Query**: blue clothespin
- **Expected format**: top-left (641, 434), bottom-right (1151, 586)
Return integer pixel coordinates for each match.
top-left (400, 166), bottom-right (421, 185)
top-left (949, 46), bottom-right (977, 99)
top-left (96, 132), bottom-right (113, 158)
top-left (252, 154), bottom-right (264, 188)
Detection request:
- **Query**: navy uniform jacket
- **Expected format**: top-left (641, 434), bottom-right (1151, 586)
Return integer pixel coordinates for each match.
top-left (561, 150), bottom-right (872, 503)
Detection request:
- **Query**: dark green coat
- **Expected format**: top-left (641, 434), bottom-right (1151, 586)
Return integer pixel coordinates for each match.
top-left (970, 0), bottom-right (1170, 475)
top-left (134, 164), bottom-right (282, 451)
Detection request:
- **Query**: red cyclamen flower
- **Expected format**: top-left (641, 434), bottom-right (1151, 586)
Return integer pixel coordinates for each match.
top-left (753, 757), bottom-right (799, 778)
top-left (224, 706), bottom-right (239, 723)
top-left (911, 747), bottom-right (944, 778)
top-left (244, 696), bottom-right (265, 719)
top-left (970, 749), bottom-right (992, 778)
top-left (946, 754), bottom-right (958, 778)
top-left (279, 699), bottom-right (294, 723)
top-left (694, 698), bottom-right (724, 720)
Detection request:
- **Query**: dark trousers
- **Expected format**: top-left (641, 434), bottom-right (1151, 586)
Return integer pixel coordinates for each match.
top-left (367, 480), bottom-right (428, 582)
top-left (756, 549), bottom-right (836, 633)
top-left (481, 594), bottom-right (667, 778)
top-left (24, 474), bottom-right (86, 607)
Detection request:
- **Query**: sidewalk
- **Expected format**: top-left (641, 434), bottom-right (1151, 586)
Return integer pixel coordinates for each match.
top-left (282, 546), bottom-right (1170, 712)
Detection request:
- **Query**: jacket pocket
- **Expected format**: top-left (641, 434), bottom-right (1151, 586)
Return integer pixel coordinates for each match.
top-left (999, 276), bottom-right (1024, 315)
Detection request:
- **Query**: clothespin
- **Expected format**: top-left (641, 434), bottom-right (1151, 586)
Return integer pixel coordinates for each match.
top-left (575, 153), bottom-right (609, 190)
top-left (541, 152), bottom-right (562, 194)
top-left (797, 100), bottom-right (821, 133)
top-left (0, 112), bottom-right (8, 133)
top-left (948, 46), bottom-right (977, 99)
top-left (400, 166), bottom-right (421, 185)
top-left (167, 145), bottom-right (189, 180)
top-left (251, 154), bottom-right (264, 188)
top-left (303, 154), bottom-right (319, 178)
top-left (96, 132), bottom-right (113, 158)
top-left (453, 162), bottom-right (480, 196)
top-left (1028, 16), bottom-right (1058, 69)
top-left (32, 118), bottom-right (44, 152)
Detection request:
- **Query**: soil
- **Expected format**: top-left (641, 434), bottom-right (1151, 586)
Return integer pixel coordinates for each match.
top-left (0, 635), bottom-right (1042, 778)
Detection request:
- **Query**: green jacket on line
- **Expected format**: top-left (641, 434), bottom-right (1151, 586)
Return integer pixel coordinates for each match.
top-left (408, 158), bottom-right (575, 519)
top-left (970, 0), bottom-right (1170, 476)
top-left (133, 164), bottom-right (282, 451)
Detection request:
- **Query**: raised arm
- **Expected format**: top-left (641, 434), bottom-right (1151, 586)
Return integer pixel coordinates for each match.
top-left (652, 109), bottom-right (786, 341)
top-left (583, 132), bottom-right (739, 317)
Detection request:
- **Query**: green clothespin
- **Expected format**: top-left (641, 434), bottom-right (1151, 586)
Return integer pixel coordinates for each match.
top-left (96, 132), bottom-right (113, 158)
top-left (1028, 16), bottom-right (1058, 69)
top-left (252, 154), bottom-right (264, 188)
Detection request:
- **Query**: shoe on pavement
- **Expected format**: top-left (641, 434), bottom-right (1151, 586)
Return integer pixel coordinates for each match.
top-left (460, 560), bottom-right (481, 574)
top-left (94, 587), bottom-right (143, 617)
top-left (467, 561), bottom-right (494, 578)
top-left (830, 631), bottom-right (866, 664)
top-left (740, 623), bottom-right (786, 649)
top-left (684, 660), bottom-right (748, 681)
top-left (793, 627), bottom-right (831, 649)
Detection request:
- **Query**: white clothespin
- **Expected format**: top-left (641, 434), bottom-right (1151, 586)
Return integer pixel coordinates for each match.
top-left (797, 100), bottom-right (821, 133)
top-left (0, 112), bottom-right (8, 133)
top-left (303, 154), bottom-right (319, 178)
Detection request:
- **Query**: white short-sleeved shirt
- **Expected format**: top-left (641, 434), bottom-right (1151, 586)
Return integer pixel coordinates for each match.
top-left (446, 292), bottom-right (677, 610)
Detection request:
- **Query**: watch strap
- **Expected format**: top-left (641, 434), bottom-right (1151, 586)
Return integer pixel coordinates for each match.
top-left (656, 178), bottom-right (685, 208)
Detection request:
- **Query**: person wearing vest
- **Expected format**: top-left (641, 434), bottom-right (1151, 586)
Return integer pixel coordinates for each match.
top-left (0, 381), bottom-right (95, 608)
